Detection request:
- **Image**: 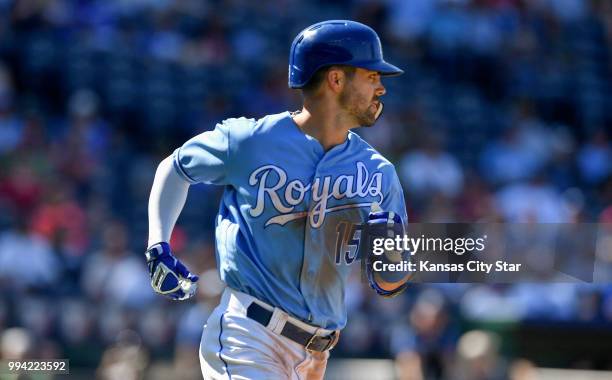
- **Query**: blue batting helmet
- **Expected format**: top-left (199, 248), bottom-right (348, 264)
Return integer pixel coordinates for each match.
top-left (288, 20), bottom-right (403, 89)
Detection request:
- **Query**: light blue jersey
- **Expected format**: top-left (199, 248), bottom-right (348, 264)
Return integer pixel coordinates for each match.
top-left (173, 111), bottom-right (407, 330)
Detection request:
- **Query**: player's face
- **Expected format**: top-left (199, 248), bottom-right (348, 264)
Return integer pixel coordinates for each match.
top-left (339, 68), bottom-right (386, 127)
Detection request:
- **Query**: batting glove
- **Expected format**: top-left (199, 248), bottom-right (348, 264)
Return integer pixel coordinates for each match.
top-left (367, 201), bottom-right (404, 239)
top-left (364, 203), bottom-right (410, 298)
top-left (368, 211), bottom-right (403, 230)
top-left (145, 242), bottom-right (199, 301)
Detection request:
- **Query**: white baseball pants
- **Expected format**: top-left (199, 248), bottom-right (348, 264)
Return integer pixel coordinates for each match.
top-left (199, 288), bottom-right (331, 380)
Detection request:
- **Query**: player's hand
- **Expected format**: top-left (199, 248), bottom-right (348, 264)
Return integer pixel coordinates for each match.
top-left (364, 203), bottom-right (410, 298)
top-left (367, 206), bottom-right (403, 230)
top-left (145, 242), bottom-right (199, 301)
top-left (367, 202), bottom-right (404, 241)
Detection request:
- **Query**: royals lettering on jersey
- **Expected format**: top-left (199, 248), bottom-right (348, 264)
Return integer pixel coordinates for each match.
top-left (249, 161), bottom-right (383, 228)
top-left (172, 111), bottom-right (407, 330)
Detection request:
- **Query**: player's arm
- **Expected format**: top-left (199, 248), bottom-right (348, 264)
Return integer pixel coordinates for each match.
top-left (145, 119), bottom-right (240, 300)
top-left (364, 168), bottom-right (411, 297)
top-left (148, 156), bottom-right (189, 247)
top-left (145, 155), bottom-right (199, 301)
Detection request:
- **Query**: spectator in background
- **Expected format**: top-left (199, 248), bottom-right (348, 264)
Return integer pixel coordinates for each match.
top-left (399, 132), bottom-right (464, 199)
top-left (479, 101), bottom-right (563, 186)
top-left (64, 89), bottom-right (110, 159)
top-left (495, 174), bottom-right (574, 222)
top-left (392, 289), bottom-right (459, 380)
top-left (536, 0), bottom-right (588, 23)
top-left (148, 12), bottom-right (185, 63)
top-left (96, 330), bottom-right (149, 380)
top-left (460, 285), bottom-right (523, 323)
top-left (57, 298), bottom-right (98, 353)
top-left (461, 283), bottom-right (579, 322)
top-left (31, 181), bottom-right (89, 256)
top-left (14, 296), bottom-right (56, 342)
top-left (0, 63), bottom-right (23, 155)
top-left (53, 89), bottom-right (110, 198)
top-left (427, 0), bottom-right (469, 72)
top-left (480, 126), bottom-right (545, 186)
top-left (419, 193), bottom-right (459, 222)
top-left (0, 161), bottom-right (43, 218)
top-left (578, 129), bottom-right (611, 186)
top-left (454, 330), bottom-right (508, 380)
top-left (454, 172), bottom-right (499, 222)
top-left (385, 0), bottom-right (438, 42)
top-left (0, 216), bottom-right (60, 292)
top-left (137, 305), bottom-right (176, 350)
top-left (81, 221), bottom-right (153, 308)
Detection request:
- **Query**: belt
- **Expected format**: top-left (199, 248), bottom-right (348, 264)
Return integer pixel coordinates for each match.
top-left (246, 302), bottom-right (339, 352)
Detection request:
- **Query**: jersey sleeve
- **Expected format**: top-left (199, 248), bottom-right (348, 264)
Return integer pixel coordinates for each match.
top-left (380, 167), bottom-right (409, 225)
top-left (172, 122), bottom-right (230, 185)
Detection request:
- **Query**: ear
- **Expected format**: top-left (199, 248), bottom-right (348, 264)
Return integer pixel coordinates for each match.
top-left (326, 68), bottom-right (346, 93)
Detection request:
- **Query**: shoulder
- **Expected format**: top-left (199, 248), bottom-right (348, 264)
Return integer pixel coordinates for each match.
top-left (221, 112), bottom-right (290, 137)
top-left (348, 131), bottom-right (396, 173)
top-left (217, 115), bottom-right (255, 137)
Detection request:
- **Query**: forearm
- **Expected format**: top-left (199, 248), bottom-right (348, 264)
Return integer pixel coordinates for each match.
top-left (147, 156), bottom-right (190, 247)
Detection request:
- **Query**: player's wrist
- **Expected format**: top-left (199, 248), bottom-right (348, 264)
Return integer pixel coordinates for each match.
top-left (145, 242), bottom-right (172, 262)
top-left (147, 240), bottom-right (170, 250)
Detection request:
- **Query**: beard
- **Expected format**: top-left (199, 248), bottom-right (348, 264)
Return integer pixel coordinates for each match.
top-left (339, 85), bottom-right (380, 127)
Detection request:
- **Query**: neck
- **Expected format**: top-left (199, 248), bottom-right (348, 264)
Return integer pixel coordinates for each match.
top-left (292, 99), bottom-right (355, 151)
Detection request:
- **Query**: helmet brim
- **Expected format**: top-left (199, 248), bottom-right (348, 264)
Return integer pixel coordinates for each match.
top-left (359, 60), bottom-right (404, 76)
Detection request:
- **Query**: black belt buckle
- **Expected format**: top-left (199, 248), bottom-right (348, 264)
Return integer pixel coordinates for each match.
top-left (306, 330), bottom-right (339, 352)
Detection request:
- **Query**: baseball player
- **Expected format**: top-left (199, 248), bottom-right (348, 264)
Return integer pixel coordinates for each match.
top-left (146, 20), bottom-right (408, 379)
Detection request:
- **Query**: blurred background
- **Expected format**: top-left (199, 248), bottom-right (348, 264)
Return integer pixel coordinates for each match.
top-left (0, 0), bottom-right (611, 379)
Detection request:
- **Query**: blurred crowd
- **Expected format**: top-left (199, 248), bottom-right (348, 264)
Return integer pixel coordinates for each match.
top-left (1, 0), bottom-right (612, 378)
